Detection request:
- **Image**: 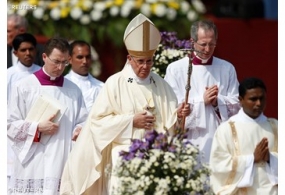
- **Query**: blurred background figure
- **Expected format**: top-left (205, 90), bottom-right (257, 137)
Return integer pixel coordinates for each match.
top-left (7, 13), bottom-right (44, 68)
top-left (65, 40), bottom-right (104, 112)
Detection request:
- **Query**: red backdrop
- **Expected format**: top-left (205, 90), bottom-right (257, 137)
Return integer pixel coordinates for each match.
top-left (208, 16), bottom-right (278, 119)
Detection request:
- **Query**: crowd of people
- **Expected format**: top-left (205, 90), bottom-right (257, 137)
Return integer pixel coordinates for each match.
top-left (7, 12), bottom-right (278, 195)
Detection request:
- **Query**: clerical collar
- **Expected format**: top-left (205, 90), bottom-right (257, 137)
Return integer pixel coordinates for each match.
top-left (69, 69), bottom-right (89, 81)
top-left (126, 63), bottom-right (153, 85)
top-left (192, 52), bottom-right (213, 65)
top-left (239, 108), bottom-right (266, 123)
top-left (16, 60), bottom-right (34, 71)
top-left (34, 68), bottom-right (64, 87)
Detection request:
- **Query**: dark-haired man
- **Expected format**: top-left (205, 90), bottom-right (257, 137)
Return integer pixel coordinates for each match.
top-left (65, 40), bottom-right (104, 112)
top-left (7, 13), bottom-right (44, 68)
top-left (210, 77), bottom-right (278, 194)
top-left (7, 33), bottom-right (41, 185)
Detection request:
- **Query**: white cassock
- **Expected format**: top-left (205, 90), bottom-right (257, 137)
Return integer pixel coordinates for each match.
top-left (65, 70), bottom-right (104, 112)
top-left (209, 109), bottom-right (278, 195)
top-left (60, 63), bottom-right (179, 195)
top-left (164, 56), bottom-right (240, 163)
top-left (7, 61), bottom-right (41, 183)
top-left (7, 70), bottom-right (88, 195)
top-left (7, 61), bottom-right (41, 101)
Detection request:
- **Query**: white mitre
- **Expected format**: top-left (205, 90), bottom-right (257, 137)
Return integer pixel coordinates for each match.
top-left (123, 13), bottom-right (161, 58)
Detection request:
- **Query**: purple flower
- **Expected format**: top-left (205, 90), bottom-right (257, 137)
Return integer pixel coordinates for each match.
top-left (137, 151), bottom-right (146, 159)
top-left (129, 139), bottom-right (143, 152)
top-left (153, 133), bottom-right (168, 149)
top-left (145, 130), bottom-right (158, 143)
top-left (140, 141), bottom-right (151, 151)
top-left (168, 144), bottom-right (177, 153)
top-left (124, 152), bottom-right (135, 161)
top-left (119, 151), bottom-right (136, 161)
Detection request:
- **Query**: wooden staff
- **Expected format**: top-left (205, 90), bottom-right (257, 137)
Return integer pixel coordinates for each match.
top-left (180, 45), bottom-right (194, 134)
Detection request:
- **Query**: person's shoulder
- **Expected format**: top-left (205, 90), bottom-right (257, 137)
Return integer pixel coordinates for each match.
top-left (105, 71), bottom-right (123, 83)
top-left (13, 74), bottom-right (37, 87)
top-left (7, 66), bottom-right (16, 74)
top-left (89, 74), bottom-right (104, 87)
top-left (33, 64), bottom-right (42, 70)
top-left (167, 57), bottom-right (188, 69)
top-left (151, 72), bottom-right (169, 84)
top-left (213, 56), bottom-right (235, 67)
top-left (64, 72), bottom-right (71, 79)
top-left (64, 77), bottom-right (78, 86)
top-left (267, 117), bottom-right (278, 125)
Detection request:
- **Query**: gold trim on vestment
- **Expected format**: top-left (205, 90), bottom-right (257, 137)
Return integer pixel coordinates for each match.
top-left (268, 118), bottom-right (278, 153)
top-left (218, 122), bottom-right (247, 195)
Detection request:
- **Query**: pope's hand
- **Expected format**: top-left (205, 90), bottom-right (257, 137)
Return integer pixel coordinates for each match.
top-left (133, 111), bottom-right (156, 130)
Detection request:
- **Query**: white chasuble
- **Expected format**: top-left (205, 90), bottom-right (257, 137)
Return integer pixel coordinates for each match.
top-left (60, 64), bottom-right (178, 195)
top-left (210, 109), bottom-right (278, 195)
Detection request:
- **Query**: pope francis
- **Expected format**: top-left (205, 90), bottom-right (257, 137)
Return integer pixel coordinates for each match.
top-left (60, 13), bottom-right (190, 195)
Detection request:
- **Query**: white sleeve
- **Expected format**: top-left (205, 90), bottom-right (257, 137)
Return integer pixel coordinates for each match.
top-left (265, 153), bottom-right (278, 185)
top-left (237, 154), bottom-right (254, 187)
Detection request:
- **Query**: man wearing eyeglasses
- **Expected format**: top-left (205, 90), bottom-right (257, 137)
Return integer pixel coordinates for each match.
top-left (7, 37), bottom-right (88, 194)
top-left (164, 20), bottom-right (241, 165)
top-left (60, 13), bottom-right (190, 195)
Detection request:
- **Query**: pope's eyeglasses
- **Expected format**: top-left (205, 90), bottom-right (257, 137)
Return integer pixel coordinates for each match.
top-left (47, 55), bottom-right (69, 67)
top-left (131, 56), bottom-right (153, 66)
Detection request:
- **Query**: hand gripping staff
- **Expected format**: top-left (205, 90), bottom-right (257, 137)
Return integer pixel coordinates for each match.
top-left (179, 41), bottom-right (194, 134)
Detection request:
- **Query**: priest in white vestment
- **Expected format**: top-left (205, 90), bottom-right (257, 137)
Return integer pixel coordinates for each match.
top-left (65, 40), bottom-right (104, 112)
top-left (60, 13), bottom-right (190, 195)
top-left (209, 77), bottom-right (278, 195)
top-left (164, 20), bottom-right (240, 164)
top-left (7, 33), bottom-right (41, 186)
top-left (7, 37), bottom-right (88, 195)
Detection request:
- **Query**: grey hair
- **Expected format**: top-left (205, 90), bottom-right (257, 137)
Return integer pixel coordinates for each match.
top-left (7, 13), bottom-right (28, 30)
top-left (190, 20), bottom-right (218, 42)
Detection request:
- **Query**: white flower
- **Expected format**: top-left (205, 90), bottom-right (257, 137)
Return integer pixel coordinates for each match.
top-left (121, 2), bottom-right (133, 18)
top-left (90, 9), bottom-right (103, 21)
top-left (33, 7), bottom-right (44, 19)
top-left (17, 9), bottom-right (28, 17)
top-left (154, 3), bottom-right (167, 17)
top-left (140, 3), bottom-right (151, 17)
top-left (80, 14), bottom-right (90, 25)
top-left (121, 0), bottom-right (135, 18)
top-left (166, 8), bottom-right (177, 20)
top-left (70, 0), bottom-right (79, 6)
top-left (70, 7), bottom-right (83, 20)
top-left (83, 0), bottom-right (93, 10)
top-left (181, 1), bottom-right (191, 13)
top-left (191, 0), bottom-right (206, 13)
top-left (187, 10), bottom-right (198, 21)
top-left (50, 7), bottom-right (61, 20)
top-left (93, 2), bottom-right (107, 11)
top-left (109, 6), bottom-right (119, 17)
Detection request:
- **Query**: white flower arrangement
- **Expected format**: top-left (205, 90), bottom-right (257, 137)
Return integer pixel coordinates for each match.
top-left (112, 130), bottom-right (213, 195)
top-left (152, 31), bottom-right (192, 78)
top-left (7, 0), bottom-right (206, 45)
